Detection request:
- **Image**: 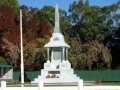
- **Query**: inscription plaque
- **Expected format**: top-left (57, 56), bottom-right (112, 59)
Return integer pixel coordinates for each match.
top-left (53, 50), bottom-right (61, 60)
top-left (48, 71), bottom-right (60, 74)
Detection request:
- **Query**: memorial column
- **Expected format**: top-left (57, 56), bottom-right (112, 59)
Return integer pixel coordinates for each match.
top-left (62, 47), bottom-right (65, 61)
top-left (66, 48), bottom-right (68, 60)
top-left (47, 48), bottom-right (50, 61)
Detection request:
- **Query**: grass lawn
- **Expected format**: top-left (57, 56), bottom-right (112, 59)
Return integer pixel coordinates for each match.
top-left (102, 82), bottom-right (120, 86)
top-left (7, 85), bottom-right (78, 87)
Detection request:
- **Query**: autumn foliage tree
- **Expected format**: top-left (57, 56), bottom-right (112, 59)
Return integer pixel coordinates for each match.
top-left (0, 5), bottom-right (19, 40)
top-left (0, 5), bottom-right (51, 71)
top-left (67, 37), bottom-right (112, 70)
top-left (37, 20), bottom-right (50, 38)
top-left (0, 5), bottom-right (20, 70)
top-left (20, 5), bottom-right (51, 71)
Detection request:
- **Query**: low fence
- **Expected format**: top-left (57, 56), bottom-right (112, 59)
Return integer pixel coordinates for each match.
top-left (1, 86), bottom-right (120, 90)
top-left (1, 80), bottom-right (120, 90)
top-left (13, 70), bottom-right (120, 82)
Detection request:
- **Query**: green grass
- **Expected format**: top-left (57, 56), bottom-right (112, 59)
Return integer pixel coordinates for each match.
top-left (102, 82), bottom-right (120, 86)
top-left (5, 84), bottom-right (77, 87)
top-left (7, 85), bottom-right (37, 87)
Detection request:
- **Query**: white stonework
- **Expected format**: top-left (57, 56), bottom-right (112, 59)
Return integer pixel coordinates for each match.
top-left (31, 4), bottom-right (79, 83)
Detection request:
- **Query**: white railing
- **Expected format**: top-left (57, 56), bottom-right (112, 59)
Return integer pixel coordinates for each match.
top-left (1, 80), bottom-right (120, 90)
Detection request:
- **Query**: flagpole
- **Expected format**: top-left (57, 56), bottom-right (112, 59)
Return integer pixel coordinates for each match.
top-left (20, 9), bottom-right (24, 87)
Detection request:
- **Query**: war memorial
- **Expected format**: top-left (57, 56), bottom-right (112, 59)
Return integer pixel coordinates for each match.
top-left (31, 4), bottom-right (79, 83)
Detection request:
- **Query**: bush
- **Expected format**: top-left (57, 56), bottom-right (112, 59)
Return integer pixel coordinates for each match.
top-left (95, 77), bottom-right (103, 84)
top-left (0, 56), bottom-right (6, 64)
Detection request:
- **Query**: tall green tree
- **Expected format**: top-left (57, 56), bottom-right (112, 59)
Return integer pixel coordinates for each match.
top-left (102, 0), bottom-right (120, 69)
top-left (36, 6), bottom-right (55, 26)
top-left (68, 0), bottom-right (119, 43)
top-left (36, 5), bottom-right (72, 36)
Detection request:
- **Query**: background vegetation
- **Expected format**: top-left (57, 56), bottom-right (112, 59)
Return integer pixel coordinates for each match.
top-left (0, 0), bottom-right (120, 71)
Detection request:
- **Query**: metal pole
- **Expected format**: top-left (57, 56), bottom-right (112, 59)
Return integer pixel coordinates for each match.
top-left (20, 9), bottom-right (24, 87)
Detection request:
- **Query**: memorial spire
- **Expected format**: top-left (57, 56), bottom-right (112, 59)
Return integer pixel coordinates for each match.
top-left (54, 4), bottom-right (60, 33)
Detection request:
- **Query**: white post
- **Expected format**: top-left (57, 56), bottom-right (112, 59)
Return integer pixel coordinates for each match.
top-left (78, 79), bottom-right (83, 90)
top-left (1, 81), bottom-right (6, 90)
top-left (20, 9), bottom-right (24, 87)
top-left (38, 80), bottom-right (43, 90)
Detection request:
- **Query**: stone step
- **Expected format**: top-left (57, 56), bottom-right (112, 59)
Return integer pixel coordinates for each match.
top-left (31, 78), bottom-right (79, 83)
top-left (33, 74), bottom-right (79, 80)
top-left (32, 74), bottom-right (80, 84)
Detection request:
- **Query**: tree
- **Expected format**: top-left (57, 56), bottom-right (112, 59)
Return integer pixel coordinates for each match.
top-left (103, 1), bottom-right (120, 69)
top-left (36, 5), bottom-right (72, 36)
top-left (59, 10), bottom-right (72, 36)
top-left (0, 5), bottom-right (19, 45)
top-left (0, 0), bottom-right (19, 14)
top-left (85, 0), bottom-right (89, 6)
top-left (0, 5), bottom-right (52, 70)
top-left (0, 38), bottom-right (20, 70)
top-left (36, 6), bottom-right (54, 25)
top-left (108, 14), bottom-right (120, 69)
top-left (68, 0), bottom-right (119, 43)
top-left (20, 5), bottom-right (38, 41)
top-left (0, 5), bottom-right (20, 70)
top-left (67, 37), bottom-right (112, 70)
top-left (20, 5), bottom-right (51, 39)
top-left (37, 20), bottom-right (51, 38)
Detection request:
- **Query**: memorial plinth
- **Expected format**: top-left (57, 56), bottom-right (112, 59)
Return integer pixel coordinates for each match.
top-left (31, 4), bottom-right (79, 83)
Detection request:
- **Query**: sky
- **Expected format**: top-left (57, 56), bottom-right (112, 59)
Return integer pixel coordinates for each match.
top-left (18, 0), bottom-right (119, 12)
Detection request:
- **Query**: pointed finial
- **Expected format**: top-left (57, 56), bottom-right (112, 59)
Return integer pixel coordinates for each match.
top-left (54, 4), bottom-right (60, 33)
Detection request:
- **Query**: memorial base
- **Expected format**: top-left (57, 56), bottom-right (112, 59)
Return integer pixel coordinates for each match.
top-left (31, 69), bottom-right (79, 83)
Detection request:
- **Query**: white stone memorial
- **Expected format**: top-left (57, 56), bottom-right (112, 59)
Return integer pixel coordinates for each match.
top-left (31, 4), bottom-right (79, 83)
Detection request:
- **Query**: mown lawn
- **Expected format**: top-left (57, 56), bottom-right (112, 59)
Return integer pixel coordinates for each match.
top-left (102, 82), bottom-right (120, 86)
